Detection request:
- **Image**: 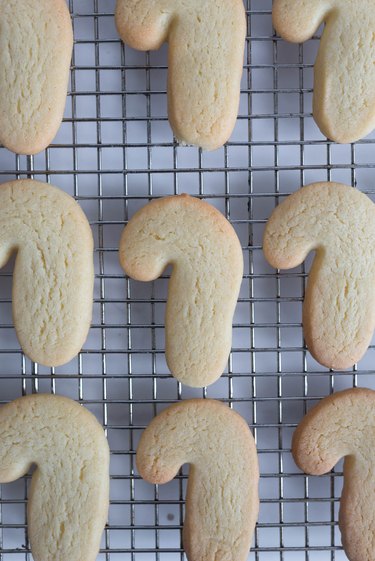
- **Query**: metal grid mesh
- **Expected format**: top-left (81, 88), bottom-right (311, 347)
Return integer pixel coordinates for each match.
top-left (0, 0), bottom-right (374, 559)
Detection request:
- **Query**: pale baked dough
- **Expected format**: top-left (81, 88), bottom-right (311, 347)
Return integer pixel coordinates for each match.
top-left (263, 182), bottom-right (375, 369)
top-left (137, 399), bottom-right (259, 561)
top-left (0, 0), bottom-right (73, 154)
top-left (0, 179), bottom-right (94, 366)
top-left (0, 394), bottom-right (109, 561)
top-left (115, 0), bottom-right (246, 150)
top-left (273, 0), bottom-right (375, 143)
top-left (293, 387), bottom-right (375, 561)
top-left (119, 194), bottom-right (243, 387)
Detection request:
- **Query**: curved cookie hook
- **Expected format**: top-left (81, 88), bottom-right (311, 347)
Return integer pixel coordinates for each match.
top-left (0, 179), bottom-right (94, 366)
top-left (137, 399), bottom-right (259, 561)
top-left (273, 0), bottom-right (375, 143)
top-left (119, 194), bottom-right (243, 387)
top-left (115, 0), bottom-right (246, 150)
top-left (0, 0), bottom-right (73, 154)
top-left (263, 182), bottom-right (375, 369)
top-left (0, 394), bottom-right (109, 561)
top-left (293, 387), bottom-right (375, 561)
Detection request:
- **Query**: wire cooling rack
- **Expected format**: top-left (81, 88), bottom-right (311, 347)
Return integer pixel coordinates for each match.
top-left (0, 0), bottom-right (374, 559)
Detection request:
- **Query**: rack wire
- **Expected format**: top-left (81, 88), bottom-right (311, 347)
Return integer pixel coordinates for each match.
top-left (0, 0), bottom-right (374, 559)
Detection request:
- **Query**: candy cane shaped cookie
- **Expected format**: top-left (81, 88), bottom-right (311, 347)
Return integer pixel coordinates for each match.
top-left (0, 394), bottom-right (109, 561)
top-left (119, 194), bottom-right (243, 387)
top-left (0, 0), bottom-right (73, 154)
top-left (263, 182), bottom-right (375, 369)
top-left (137, 399), bottom-right (259, 561)
top-left (0, 179), bottom-right (94, 366)
top-left (273, 0), bottom-right (375, 143)
top-left (115, 0), bottom-right (246, 150)
top-left (293, 388), bottom-right (375, 561)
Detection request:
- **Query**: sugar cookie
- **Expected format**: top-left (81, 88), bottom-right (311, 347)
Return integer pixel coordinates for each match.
top-left (0, 0), bottom-right (73, 154)
top-left (0, 179), bottom-right (94, 366)
top-left (263, 182), bottom-right (375, 369)
top-left (273, 0), bottom-right (375, 143)
top-left (137, 399), bottom-right (259, 561)
top-left (115, 0), bottom-right (246, 150)
top-left (293, 387), bottom-right (375, 561)
top-left (119, 194), bottom-right (243, 387)
top-left (0, 394), bottom-right (109, 561)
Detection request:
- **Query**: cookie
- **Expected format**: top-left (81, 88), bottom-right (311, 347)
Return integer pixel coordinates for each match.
top-left (292, 387), bottom-right (375, 561)
top-left (273, 0), bottom-right (375, 143)
top-left (119, 194), bottom-right (243, 387)
top-left (0, 179), bottom-right (94, 366)
top-left (137, 399), bottom-right (259, 561)
top-left (115, 0), bottom-right (246, 150)
top-left (0, 394), bottom-right (109, 561)
top-left (0, 0), bottom-right (73, 154)
top-left (263, 182), bottom-right (375, 369)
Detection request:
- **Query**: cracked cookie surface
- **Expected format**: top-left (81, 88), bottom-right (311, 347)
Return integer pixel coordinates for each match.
top-left (0, 179), bottom-right (94, 366)
top-left (263, 182), bottom-right (375, 369)
top-left (0, 0), bottom-right (73, 154)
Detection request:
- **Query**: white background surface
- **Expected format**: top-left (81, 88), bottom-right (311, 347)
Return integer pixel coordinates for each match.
top-left (0, 0), bottom-right (374, 559)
